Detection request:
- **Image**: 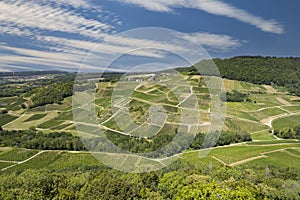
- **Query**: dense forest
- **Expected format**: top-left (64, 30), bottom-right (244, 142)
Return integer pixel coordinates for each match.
top-left (0, 84), bottom-right (31, 97)
top-left (0, 129), bottom-right (251, 154)
top-left (0, 159), bottom-right (299, 199)
top-left (26, 81), bottom-right (74, 108)
top-left (179, 56), bottom-right (300, 96)
top-left (104, 129), bottom-right (251, 156)
top-left (0, 129), bottom-right (86, 151)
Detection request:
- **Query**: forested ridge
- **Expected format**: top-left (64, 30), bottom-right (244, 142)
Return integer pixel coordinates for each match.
top-left (0, 73), bottom-right (75, 98)
top-left (179, 56), bottom-right (300, 95)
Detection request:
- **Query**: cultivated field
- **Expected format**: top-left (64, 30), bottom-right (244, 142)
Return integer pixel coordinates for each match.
top-left (0, 73), bottom-right (299, 174)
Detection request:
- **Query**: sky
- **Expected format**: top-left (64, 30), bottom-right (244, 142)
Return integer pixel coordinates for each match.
top-left (0, 0), bottom-right (299, 72)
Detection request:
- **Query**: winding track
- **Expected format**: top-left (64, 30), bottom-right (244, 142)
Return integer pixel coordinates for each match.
top-left (1, 150), bottom-right (45, 171)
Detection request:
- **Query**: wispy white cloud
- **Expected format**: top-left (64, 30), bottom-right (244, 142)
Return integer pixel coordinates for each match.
top-left (116, 0), bottom-right (284, 34)
top-left (0, 0), bottom-right (112, 38)
top-left (0, 0), bottom-right (245, 72)
top-left (37, 30), bottom-right (242, 56)
top-left (36, 35), bottom-right (169, 58)
top-left (0, 44), bottom-right (116, 72)
top-left (0, 65), bottom-right (35, 72)
top-left (184, 32), bottom-right (243, 52)
top-left (0, 30), bottom-right (243, 71)
top-left (0, 24), bottom-right (32, 36)
top-left (40, 0), bottom-right (93, 9)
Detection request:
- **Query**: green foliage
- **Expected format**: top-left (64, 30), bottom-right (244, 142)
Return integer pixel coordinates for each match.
top-left (37, 111), bottom-right (72, 129)
top-left (274, 125), bottom-right (300, 139)
top-left (0, 162), bottom-right (14, 170)
top-left (225, 118), bottom-right (269, 133)
top-left (0, 148), bottom-right (38, 161)
top-left (50, 123), bottom-right (72, 130)
top-left (0, 65), bottom-right (300, 199)
top-left (105, 129), bottom-right (251, 156)
top-left (0, 109), bottom-right (8, 114)
top-left (1, 165), bottom-right (299, 199)
top-left (23, 114), bottom-right (47, 122)
top-left (181, 56), bottom-right (300, 96)
top-left (272, 115), bottom-right (300, 130)
top-left (0, 129), bottom-right (86, 151)
top-left (191, 131), bottom-right (251, 149)
top-left (0, 72), bottom-right (73, 98)
top-left (0, 84), bottom-right (31, 97)
top-left (251, 130), bottom-right (275, 140)
top-left (28, 82), bottom-right (73, 108)
top-left (222, 90), bottom-right (250, 102)
top-left (4, 97), bottom-right (26, 111)
top-left (0, 114), bottom-right (17, 126)
top-left (0, 141), bottom-right (299, 199)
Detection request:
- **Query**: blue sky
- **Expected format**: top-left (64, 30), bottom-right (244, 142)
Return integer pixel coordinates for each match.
top-left (0, 0), bottom-right (299, 72)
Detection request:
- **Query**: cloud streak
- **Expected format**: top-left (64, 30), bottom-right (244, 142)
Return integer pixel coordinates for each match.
top-left (0, 44), bottom-right (118, 72)
top-left (117, 0), bottom-right (284, 34)
top-left (184, 32), bottom-right (243, 52)
top-left (0, 0), bottom-right (112, 38)
top-left (0, 30), bottom-right (243, 72)
top-left (0, 0), bottom-right (245, 72)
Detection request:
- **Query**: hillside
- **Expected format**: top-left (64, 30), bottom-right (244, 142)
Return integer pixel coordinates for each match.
top-left (0, 58), bottom-right (300, 199)
top-left (180, 56), bottom-right (300, 96)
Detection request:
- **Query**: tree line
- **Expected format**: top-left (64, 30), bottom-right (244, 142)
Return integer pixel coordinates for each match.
top-left (274, 124), bottom-right (300, 139)
top-left (0, 159), bottom-right (299, 199)
top-left (105, 129), bottom-right (251, 156)
top-left (0, 129), bottom-right (86, 151)
top-left (0, 128), bottom-right (251, 154)
top-left (221, 90), bottom-right (251, 102)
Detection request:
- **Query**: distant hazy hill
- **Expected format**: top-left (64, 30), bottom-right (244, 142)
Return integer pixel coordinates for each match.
top-left (0, 70), bottom-right (68, 77)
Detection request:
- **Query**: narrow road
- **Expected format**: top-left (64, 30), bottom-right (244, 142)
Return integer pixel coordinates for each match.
top-left (261, 111), bottom-right (300, 128)
top-left (1, 150), bottom-right (45, 171)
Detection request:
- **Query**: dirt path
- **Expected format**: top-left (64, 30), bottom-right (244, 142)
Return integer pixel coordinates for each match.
top-left (228, 155), bottom-right (267, 167)
top-left (255, 105), bottom-right (290, 113)
top-left (263, 85), bottom-right (278, 93)
top-left (177, 86), bottom-right (193, 107)
top-left (1, 140), bottom-right (299, 171)
top-left (1, 151), bottom-right (45, 171)
top-left (3, 113), bottom-right (26, 128)
top-left (261, 113), bottom-right (289, 128)
top-left (211, 156), bottom-right (227, 166)
top-left (230, 116), bottom-right (263, 124)
top-left (276, 97), bottom-right (292, 106)
top-left (228, 148), bottom-right (289, 167)
top-left (18, 151), bottom-right (45, 164)
top-left (0, 160), bottom-right (18, 164)
top-left (282, 150), bottom-right (300, 158)
top-left (261, 111), bottom-right (300, 128)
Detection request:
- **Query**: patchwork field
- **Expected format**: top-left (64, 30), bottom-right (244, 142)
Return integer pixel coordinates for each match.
top-left (1, 140), bottom-right (299, 173)
top-left (1, 74), bottom-right (300, 139)
top-left (272, 114), bottom-right (300, 130)
top-left (180, 140), bottom-right (300, 169)
top-left (0, 73), bottom-right (299, 176)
